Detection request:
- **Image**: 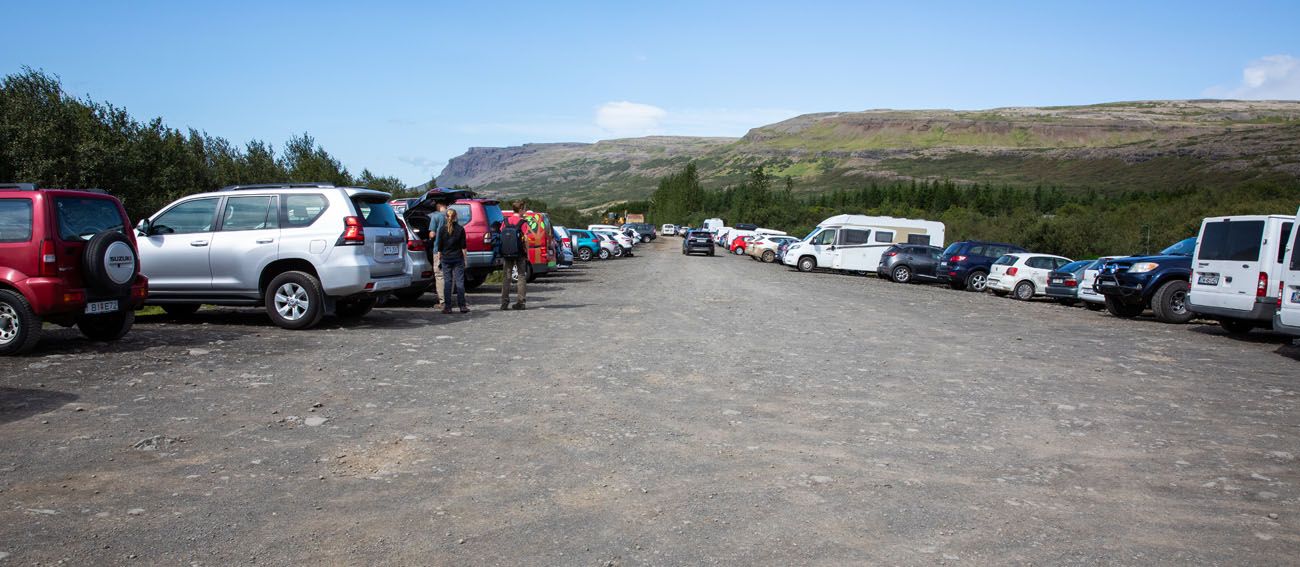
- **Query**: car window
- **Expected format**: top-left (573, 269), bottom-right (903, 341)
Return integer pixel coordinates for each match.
top-left (1291, 223), bottom-right (1300, 271)
top-left (351, 198), bottom-right (400, 228)
top-left (220, 196), bottom-right (277, 231)
top-left (994, 255), bottom-right (1017, 266)
top-left (874, 230), bottom-right (894, 243)
top-left (1025, 257), bottom-right (1045, 269)
top-left (1056, 258), bottom-right (1072, 269)
top-left (907, 234), bottom-right (931, 245)
top-left (282, 194), bottom-right (328, 227)
top-left (968, 245), bottom-right (986, 257)
top-left (1278, 222), bottom-right (1293, 264)
top-left (812, 229), bottom-right (836, 245)
top-left (152, 198), bottom-right (217, 235)
top-left (841, 229), bottom-right (870, 245)
top-left (1198, 220), bottom-right (1265, 261)
top-left (942, 242), bottom-right (962, 256)
top-left (990, 245), bottom-right (1013, 257)
top-left (0, 199), bottom-right (33, 243)
top-left (55, 197), bottom-right (127, 241)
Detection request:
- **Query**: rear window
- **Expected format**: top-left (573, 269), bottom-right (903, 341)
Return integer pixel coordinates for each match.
top-left (0, 199), bottom-right (33, 243)
top-left (449, 204), bottom-right (473, 226)
top-left (484, 204), bottom-right (505, 228)
top-left (994, 255), bottom-right (1018, 265)
top-left (56, 197), bottom-right (125, 241)
top-left (1278, 222), bottom-right (1292, 264)
top-left (1291, 223), bottom-right (1300, 271)
top-left (942, 243), bottom-right (961, 256)
top-left (1198, 220), bottom-right (1264, 261)
top-left (352, 198), bottom-right (400, 228)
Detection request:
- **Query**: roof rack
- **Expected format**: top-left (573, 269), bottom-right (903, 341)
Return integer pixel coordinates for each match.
top-left (218, 183), bottom-right (335, 192)
top-left (0, 183), bottom-right (37, 191)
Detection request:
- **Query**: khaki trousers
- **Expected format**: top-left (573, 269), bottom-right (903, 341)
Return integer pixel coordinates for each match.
top-left (501, 257), bottom-right (527, 304)
top-left (432, 252), bottom-right (443, 302)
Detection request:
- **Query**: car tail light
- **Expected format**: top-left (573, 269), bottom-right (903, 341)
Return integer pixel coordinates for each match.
top-left (340, 216), bottom-right (365, 245)
top-left (63, 290), bottom-right (85, 305)
top-left (1279, 281), bottom-right (1285, 307)
top-left (1257, 272), bottom-right (1268, 298)
top-left (421, 270), bottom-right (434, 278)
top-left (562, 237), bottom-right (570, 245)
top-left (950, 255), bottom-right (966, 262)
top-left (38, 239), bottom-right (57, 276)
top-left (482, 232), bottom-right (493, 244)
top-left (407, 238), bottom-right (425, 252)
top-left (1007, 267), bottom-right (1018, 276)
top-left (1065, 278), bottom-right (1078, 288)
top-left (883, 251), bottom-right (897, 257)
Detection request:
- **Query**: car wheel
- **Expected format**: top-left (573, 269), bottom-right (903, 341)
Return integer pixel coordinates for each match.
top-left (891, 265), bottom-right (912, 283)
top-left (1151, 280), bottom-right (1194, 324)
top-left (1013, 281), bottom-right (1034, 300)
top-left (335, 296), bottom-right (377, 319)
top-left (612, 247), bottom-right (623, 258)
top-left (1084, 302), bottom-right (1105, 311)
top-left (81, 230), bottom-right (138, 296)
top-left (1104, 296), bottom-right (1144, 318)
top-left (965, 270), bottom-right (988, 292)
top-left (265, 271), bottom-right (325, 330)
top-left (524, 262), bottom-right (538, 283)
top-left (762, 250), bottom-right (775, 263)
top-left (161, 303), bottom-right (201, 318)
top-left (797, 256), bottom-right (816, 272)
top-left (598, 249), bottom-right (611, 260)
top-left (641, 235), bottom-right (650, 243)
top-left (578, 248), bottom-right (593, 261)
top-left (77, 311), bottom-right (134, 342)
top-left (707, 249), bottom-right (715, 256)
top-left (0, 289), bottom-right (42, 356)
top-left (1219, 318), bottom-right (1255, 335)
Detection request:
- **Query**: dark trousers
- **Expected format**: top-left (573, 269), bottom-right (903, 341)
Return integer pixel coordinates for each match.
top-left (441, 259), bottom-right (466, 308)
top-left (501, 257), bottom-right (527, 304)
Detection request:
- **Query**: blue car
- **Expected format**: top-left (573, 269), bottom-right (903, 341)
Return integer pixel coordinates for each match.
top-left (936, 240), bottom-right (1029, 292)
top-left (1094, 237), bottom-right (1196, 323)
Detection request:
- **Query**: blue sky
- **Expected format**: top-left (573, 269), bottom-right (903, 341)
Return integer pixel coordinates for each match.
top-left (4, 0), bottom-right (1299, 186)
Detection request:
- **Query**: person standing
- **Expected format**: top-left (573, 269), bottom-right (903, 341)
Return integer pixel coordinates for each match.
top-left (427, 202), bottom-right (449, 305)
top-left (438, 208), bottom-right (470, 314)
top-left (498, 201), bottom-right (529, 310)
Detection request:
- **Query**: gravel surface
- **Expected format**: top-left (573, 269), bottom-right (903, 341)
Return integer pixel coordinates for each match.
top-left (2, 240), bottom-right (1298, 565)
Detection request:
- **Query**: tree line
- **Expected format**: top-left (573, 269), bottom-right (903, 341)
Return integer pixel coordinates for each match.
top-left (0, 68), bottom-right (409, 219)
top-left (649, 162), bottom-right (1300, 259)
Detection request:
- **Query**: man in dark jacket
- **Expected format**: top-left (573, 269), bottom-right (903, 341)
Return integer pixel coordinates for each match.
top-left (499, 201), bottom-right (529, 310)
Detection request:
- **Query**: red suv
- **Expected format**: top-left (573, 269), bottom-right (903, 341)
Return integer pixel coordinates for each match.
top-left (0, 183), bottom-right (148, 355)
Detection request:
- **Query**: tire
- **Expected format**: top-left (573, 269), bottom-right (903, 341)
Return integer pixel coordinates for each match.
top-left (0, 289), bottom-right (42, 356)
top-left (578, 247), bottom-right (593, 262)
top-left (734, 247), bottom-right (745, 255)
top-left (641, 235), bottom-right (650, 243)
top-left (891, 265), bottom-right (912, 283)
top-left (1084, 302), bottom-right (1105, 311)
top-left (1150, 280), bottom-right (1194, 324)
top-left (612, 247), bottom-right (623, 258)
top-left (707, 250), bottom-right (715, 257)
top-left (991, 289), bottom-right (1009, 297)
top-left (1104, 296), bottom-right (1144, 318)
top-left (598, 249), bottom-right (611, 260)
top-left (265, 271), bottom-right (325, 330)
top-left (1220, 318), bottom-right (1255, 335)
top-left (797, 256), bottom-right (816, 272)
top-left (762, 250), bottom-right (775, 263)
top-left (161, 304), bottom-right (201, 318)
top-left (77, 311), bottom-right (134, 342)
top-left (524, 263), bottom-right (538, 283)
top-left (965, 270), bottom-right (988, 292)
top-left (81, 230), bottom-right (138, 296)
top-left (464, 272), bottom-right (486, 291)
top-left (335, 296), bottom-right (377, 319)
top-left (1013, 281), bottom-right (1034, 301)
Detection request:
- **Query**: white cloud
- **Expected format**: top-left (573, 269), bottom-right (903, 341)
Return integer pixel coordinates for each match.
top-left (595, 101), bottom-right (668, 134)
top-left (1207, 54), bottom-right (1300, 100)
top-left (398, 155), bottom-right (445, 171)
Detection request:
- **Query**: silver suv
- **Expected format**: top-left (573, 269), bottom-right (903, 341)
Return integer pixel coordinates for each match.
top-left (135, 184), bottom-right (410, 329)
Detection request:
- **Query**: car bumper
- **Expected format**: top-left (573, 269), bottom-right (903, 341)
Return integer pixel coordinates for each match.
top-left (1274, 313), bottom-right (1300, 337)
top-left (322, 268), bottom-right (412, 296)
top-left (1094, 273), bottom-right (1150, 303)
top-left (1044, 286), bottom-right (1079, 299)
top-left (465, 250), bottom-right (499, 270)
top-left (21, 276), bottom-right (148, 314)
top-left (986, 276), bottom-right (1013, 292)
top-left (1188, 297), bottom-right (1278, 322)
top-left (684, 243), bottom-right (713, 252)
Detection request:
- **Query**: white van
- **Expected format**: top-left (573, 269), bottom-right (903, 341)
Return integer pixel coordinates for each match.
top-left (783, 214), bottom-right (945, 273)
top-left (1188, 214), bottom-right (1295, 334)
top-left (1274, 207), bottom-right (1300, 337)
top-left (702, 218), bottom-right (724, 232)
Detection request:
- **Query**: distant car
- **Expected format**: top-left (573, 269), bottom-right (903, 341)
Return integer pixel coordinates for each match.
top-left (1077, 256), bottom-right (1122, 310)
top-left (729, 235), bottom-right (753, 255)
top-left (987, 253), bottom-right (1073, 300)
top-left (747, 235), bottom-right (799, 263)
top-left (0, 184), bottom-right (149, 355)
top-left (876, 244), bottom-right (943, 283)
top-left (566, 229), bottom-right (608, 261)
top-left (1043, 259), bottom-right (1095, 305)
top-left (682, 230), bottom-right (715, 256)
top-left (623, 222), bottom-right (656, 243)
top-left (936, 240), bottom-right (1029, 292)
top-left (677, 227), bottom-right (692, 238)
top-left (1187, 214), bottom-right (1294, 335)
top-left (1095, 237), bottom-right (1196, 323)
top-left (552, 225), bottom-right (574, 268)
top-left (404, 191), bottom-right (504, 290)
top-left (775, 239), bottom-right (797, 264)
top-left (594, 229), bottom-right (634, 257)
top-left (661, 224), bottom-right (677, 236)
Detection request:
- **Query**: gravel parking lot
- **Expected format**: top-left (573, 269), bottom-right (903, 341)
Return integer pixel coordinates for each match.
top-left (2, 240), bottom-right (1298, 565)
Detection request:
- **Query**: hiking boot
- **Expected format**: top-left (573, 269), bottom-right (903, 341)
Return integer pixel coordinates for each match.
top-left (511, 301), bottom-right (527, 310)
top-left (441, 306), bottom-right (452, 314)
top-left (500, 301), bottom-right (510, 311)
top-left (459, 306), bottom-right (471, 314)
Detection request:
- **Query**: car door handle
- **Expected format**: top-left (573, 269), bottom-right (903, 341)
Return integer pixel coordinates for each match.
top-left (256, 238), bottom-right (274, 244)
top-left (190, 240), bottom-right (209, 247)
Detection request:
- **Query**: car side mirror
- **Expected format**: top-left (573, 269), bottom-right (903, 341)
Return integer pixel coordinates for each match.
top-left (136, 218), bottom-right (152, 235)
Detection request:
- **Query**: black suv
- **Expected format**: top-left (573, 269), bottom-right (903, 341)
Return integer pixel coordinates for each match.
top-left (682, 230), bottom-right (715, 256)
top-left (1094, 237), bottom-right (1195, 323)
top-left (877, 244), bottom-right (943, 283)
top-left (936, 240), bottom-right (1028, 292)
top-left (622, 223), bottom-right (656, 243)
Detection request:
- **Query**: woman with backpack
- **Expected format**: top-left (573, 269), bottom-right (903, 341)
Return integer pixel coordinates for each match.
top-left (438, 208), bottom-right (470, 314)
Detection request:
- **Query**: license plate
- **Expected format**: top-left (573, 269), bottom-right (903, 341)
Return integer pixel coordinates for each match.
top-left (1050, 278), bottom-right (1063, 285)
top-left (382, 245), bottom-right (400, 256)
top-left (1098, 279), bottom-right (1116, 287)
top-left (1197, 273), bottom-right (1220, 286)
top-left (85, 300), bottom-right (119, 314)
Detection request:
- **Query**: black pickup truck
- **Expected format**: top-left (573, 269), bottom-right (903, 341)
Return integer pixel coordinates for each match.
top-left (1094, 237), bottom-right (1196, 324)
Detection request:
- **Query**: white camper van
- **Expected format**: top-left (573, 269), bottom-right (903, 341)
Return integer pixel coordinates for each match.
top-left (783, 215), bottom-right (945, 273)
top-left (1188, 214), bottom-right (1295, 334)
top-left (1273, 207), bottom-right (1300, 337)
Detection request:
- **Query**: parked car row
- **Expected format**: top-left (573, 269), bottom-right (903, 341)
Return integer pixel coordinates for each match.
top-left (720, 210), bottom-right (1300, 339)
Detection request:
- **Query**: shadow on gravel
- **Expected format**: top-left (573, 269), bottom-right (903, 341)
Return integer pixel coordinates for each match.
top-left (1188, 324), bottom-right (1297, 345)
top-left (136, 309), bottom-right (441, 331)
top-left (0, 387), bottom-right (78, 425)
top-left (1275, 342), bottom-right (1300, 361)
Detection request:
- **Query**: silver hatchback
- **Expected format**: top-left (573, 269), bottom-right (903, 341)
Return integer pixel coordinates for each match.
top-left (136, 184), bottom-right (410, 329)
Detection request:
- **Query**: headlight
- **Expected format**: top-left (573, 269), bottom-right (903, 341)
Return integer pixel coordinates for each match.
top-left (1129, 262), bottom-right (1159, 273)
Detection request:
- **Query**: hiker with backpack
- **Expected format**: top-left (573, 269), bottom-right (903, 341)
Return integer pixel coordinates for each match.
top-left (499, 201), bottom-right (529, 310)
top-left (438, 207), bottom-right (470, 314)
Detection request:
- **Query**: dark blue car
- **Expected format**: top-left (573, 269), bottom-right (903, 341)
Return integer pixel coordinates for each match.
top-left (936, 240), bottom-right (1029, 292)
top-left (1094, 237), bottom-right (1196, 323)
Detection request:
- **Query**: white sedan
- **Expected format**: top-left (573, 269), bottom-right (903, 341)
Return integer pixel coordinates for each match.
top-left (987, 253), bottom-right (1073, 300)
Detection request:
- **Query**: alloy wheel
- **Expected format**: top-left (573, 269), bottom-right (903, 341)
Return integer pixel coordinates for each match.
top-left (969, 273), bottom-right (987, 292)
top-left (1169, 289), bottom-right (1187, 314)
top-left (274, 282), bottom-right (310, 321)
top-left (893, 266), bottom-right (911, 283)
top-left (0, 302), bottom-right (18, 345)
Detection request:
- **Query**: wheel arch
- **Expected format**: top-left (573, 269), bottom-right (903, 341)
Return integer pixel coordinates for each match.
top-left (259, 258), bottom-right (320, 298)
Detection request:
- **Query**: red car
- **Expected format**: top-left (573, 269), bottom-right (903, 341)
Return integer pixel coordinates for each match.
top-left (0, 184), bottom-right (148, 355)
top-left (403, 189), bottom-right (506, 290)
top-left (729, 235), bottom-right (754, 255)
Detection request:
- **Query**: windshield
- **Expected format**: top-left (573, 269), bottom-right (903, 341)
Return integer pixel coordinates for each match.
top-left (1160, 237), bottom-right (1197, 256)
top-left (56, 197), bottom-right (126, 241)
